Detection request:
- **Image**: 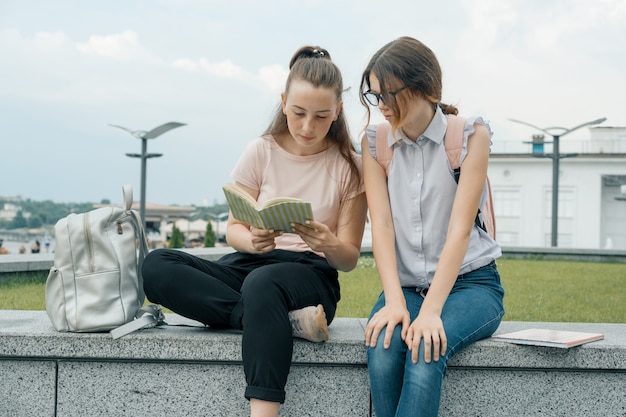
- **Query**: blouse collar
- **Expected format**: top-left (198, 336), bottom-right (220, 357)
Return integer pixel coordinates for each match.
top-left (389, 106), bottom-right (448, 147)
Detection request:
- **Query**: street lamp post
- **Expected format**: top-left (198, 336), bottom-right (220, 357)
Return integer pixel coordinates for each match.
top-left (509, 117), bottom-right (606, 247)
top-left (109, 122), bottom-right (186, 229)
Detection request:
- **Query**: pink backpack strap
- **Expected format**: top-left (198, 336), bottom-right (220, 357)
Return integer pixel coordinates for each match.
top-left (444, 114), bottom-right (465, 170)
top-left (444, 114), bottom-right (497, 239)
top-left (483, 177), bottom-right (496, 239)
top-left (375, 121), bottom-right (393, 176)
top-left (377, 116), bottom-right (464, 176)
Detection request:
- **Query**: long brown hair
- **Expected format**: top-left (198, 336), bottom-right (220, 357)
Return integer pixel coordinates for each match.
top-left (359, 36), bottom-right (458, 132)
top-left (265, 45), bottom-right (361, 196)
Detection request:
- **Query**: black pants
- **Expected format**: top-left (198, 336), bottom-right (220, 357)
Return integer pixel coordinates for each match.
top-left (142, 248), bottom-right (340, 403)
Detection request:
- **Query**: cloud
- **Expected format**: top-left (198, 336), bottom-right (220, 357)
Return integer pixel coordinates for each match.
top-left (462, 0), bottom-right (518, 46)
top-left (0, 28), bottom-right (72, 57)
top-left (257, 64), bottom-right (289, 92)
top-left (3, 0), bottom-right (625, 206)
top-left (171, 58), bottom-right (199, 72)
top-left (198, 58), bottom-right (248, 79)
top-left (170, 57), bottom-right (288, 92)
top-left (31, 31), bottom-right (72, 51)
top-left (512, 1), bottom-right (626, 51)
top-left (76, 30), bottom-right (160, 64)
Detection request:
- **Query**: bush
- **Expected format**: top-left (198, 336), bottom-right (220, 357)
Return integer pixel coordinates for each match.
top-left (169, 223), bottom-right (184, 248)
top-left (204, 222), bottom-right (216, 247)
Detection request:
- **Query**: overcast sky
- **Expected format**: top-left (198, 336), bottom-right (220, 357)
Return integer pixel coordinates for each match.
top-left (2, 0), bottom-right (625, 206)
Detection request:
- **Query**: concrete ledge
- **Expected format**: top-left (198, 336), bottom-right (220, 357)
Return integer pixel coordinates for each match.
top-left (1, 311), bottom-right (625, 417)
top-left (0, 247), bottom-right (236, 274)
top-left (1, 311), bottom-right (369, 417)
top-left (0, 253), bottom-right (55, 273)
top-left (501, 246), bottom-right (626, 263)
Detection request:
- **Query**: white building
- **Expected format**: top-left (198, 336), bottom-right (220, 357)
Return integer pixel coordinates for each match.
top-left (488, 126), bottom-right (626, 249)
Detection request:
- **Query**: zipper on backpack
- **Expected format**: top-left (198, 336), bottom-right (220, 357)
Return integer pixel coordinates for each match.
top-left (84, 212), bottom-right (95, 272)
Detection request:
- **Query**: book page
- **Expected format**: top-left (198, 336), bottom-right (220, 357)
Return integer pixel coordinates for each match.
top-left (223, 183), bottom-right (258, 207)
top-left (262, 196), bottom-right (307, 209)
top-left (492, 328), bottom-right (604, 348)
top-left (258, 201), bottom-right (313, 232)
top-left (222, 183), bottom-right (313, 231)
top-left (222, 184), bottom-right (265, 229)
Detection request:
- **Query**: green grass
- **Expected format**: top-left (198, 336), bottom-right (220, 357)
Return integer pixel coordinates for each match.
top-left (337, 257), bottom-right (625, 322)
top-left (1, 257), bottom-right (625, 323)
top-left (496, 258), bottom-right (625, 322)
top-left (0, 272), bottom-right (47, 311)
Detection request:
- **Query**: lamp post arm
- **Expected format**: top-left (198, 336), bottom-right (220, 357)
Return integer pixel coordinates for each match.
top-left (508, 117), bottom-right (607, 138)
top-left (508, 119), bottom-right (554, 136)
top-left (109, 121), bottom-right (187, 231)
top-left (509, 116), bottom-right (606, 248)
top-left (559, 117), bottom-right (607, 137)
top-left (144, 122), bottom-right (187, 139)
top-left (108, 124), bottom-right (146, 139)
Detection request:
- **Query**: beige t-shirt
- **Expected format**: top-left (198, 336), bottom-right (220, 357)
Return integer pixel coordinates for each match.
top-left (230, 135), bottom-right (363, 255)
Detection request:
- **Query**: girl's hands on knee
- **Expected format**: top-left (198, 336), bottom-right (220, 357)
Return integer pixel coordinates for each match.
top-left (365, 304), bottom-right (410, 349)
top-left (248, 226), bottom-right (281, 254)
top-left (406, 313), bottom-right (447, 364)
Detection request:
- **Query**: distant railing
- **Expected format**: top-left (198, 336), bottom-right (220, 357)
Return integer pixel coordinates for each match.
top-left (491, 138), bottom-right (626, 155)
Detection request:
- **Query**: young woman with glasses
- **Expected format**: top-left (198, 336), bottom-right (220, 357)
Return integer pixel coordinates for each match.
top-left (142, 45), bottom-right (367, 417)
top-left (359, 36), bottom-right (505, 417)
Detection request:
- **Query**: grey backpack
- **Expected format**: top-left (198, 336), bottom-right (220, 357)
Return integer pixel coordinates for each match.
top-left (45, 185), bottom-right (152, 335)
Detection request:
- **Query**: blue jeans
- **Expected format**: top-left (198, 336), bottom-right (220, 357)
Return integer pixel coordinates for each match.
top-left (367, 261), bottom-right (505, 417)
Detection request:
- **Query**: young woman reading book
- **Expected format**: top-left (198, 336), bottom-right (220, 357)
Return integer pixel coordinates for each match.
top-left (141, 45), bottom-right (367, 417)
top-left (359, 36), bottom-right (505, 417)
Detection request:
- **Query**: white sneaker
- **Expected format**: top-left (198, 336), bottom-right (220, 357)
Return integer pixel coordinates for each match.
top-left (288, 304), bottom-right (329, 343)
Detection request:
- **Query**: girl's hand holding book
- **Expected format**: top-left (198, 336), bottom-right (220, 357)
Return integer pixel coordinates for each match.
top-left (248, 226), bottom-right (282, 254)
top-left (290, 220), bottom-right (336, 254)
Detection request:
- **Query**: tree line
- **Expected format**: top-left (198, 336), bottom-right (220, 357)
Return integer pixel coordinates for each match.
top-left (0, 198), bottom-right (229, 231)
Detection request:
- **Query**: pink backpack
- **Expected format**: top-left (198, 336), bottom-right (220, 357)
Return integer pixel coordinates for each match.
top-left (374, 114), bottom-right (496, 239)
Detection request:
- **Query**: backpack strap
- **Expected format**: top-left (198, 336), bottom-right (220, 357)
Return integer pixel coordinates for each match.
top-left (483, 177), bottom-right (496, 239)
top-left (373, 115), bottom-right (495, 238)
top-left (122, 184), bottom-right (133, 211)
top-left (375, 116), bottom-right (465, 178)
top-left (444, 116), bottom-right (492, 235)
top-left (121, 184), bottom-right (149, 303)
top-left (110, 304), bottom-right (166, 339)
top-left (444, 114), bottom-right (465, 182)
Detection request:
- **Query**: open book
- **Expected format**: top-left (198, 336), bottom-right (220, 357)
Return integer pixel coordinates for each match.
top-left (491, 328), bottom-right (604, 349)
top-left (222, 182), bottom-right (313, 232)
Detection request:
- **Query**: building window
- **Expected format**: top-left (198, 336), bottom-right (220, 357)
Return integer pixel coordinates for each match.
top-left (544, 233), bottom-right (573, 247)
top-left (496, 232), bottom-right (519, 246)
top-left (544, 188), bottom-right (575, 218)
top-left (493, 188), bottom-right (520, 217)
top-left (544, 188), bottom-right (575, 247)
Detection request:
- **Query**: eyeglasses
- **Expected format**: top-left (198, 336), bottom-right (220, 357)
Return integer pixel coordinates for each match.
top-left (363, 85), bottom-right (409, 106)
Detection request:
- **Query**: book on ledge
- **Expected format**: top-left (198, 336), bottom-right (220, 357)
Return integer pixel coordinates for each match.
top-left (491, 328), bottom-right (604, 349)
top-left (222, 182), bottom-right (314, 232)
